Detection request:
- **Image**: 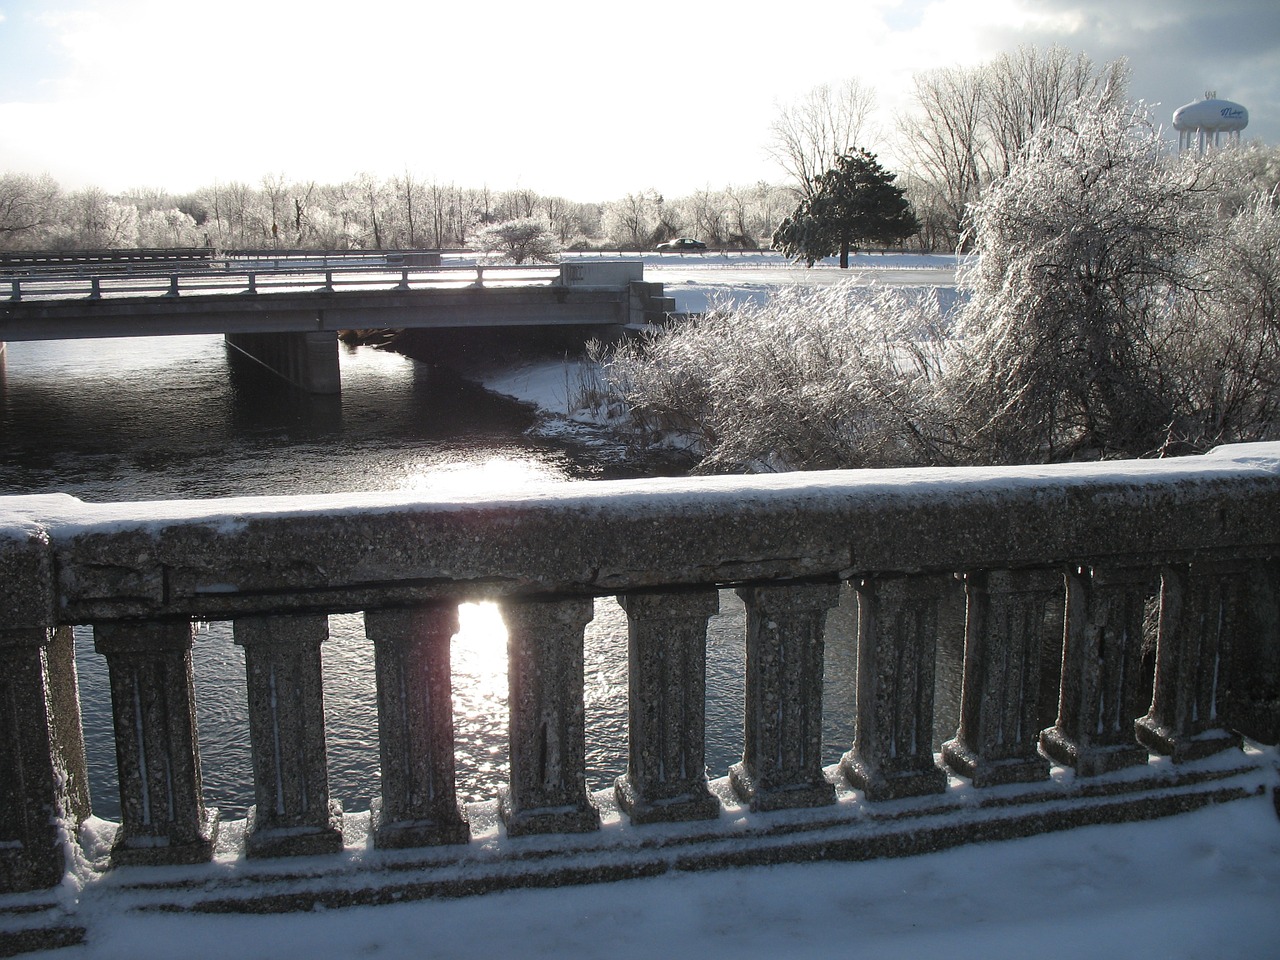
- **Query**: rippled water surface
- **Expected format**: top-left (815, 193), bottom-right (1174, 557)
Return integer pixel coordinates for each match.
top-left (2, 336), bottom-right (957, 819)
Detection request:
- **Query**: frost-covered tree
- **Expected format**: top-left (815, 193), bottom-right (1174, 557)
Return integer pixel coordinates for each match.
top-left (52, 188), bottom-right (139, 249)
top-left (1171, 193), bottom-right (1280, 449)
top-left (136, 207), bottom-right (200, 247)
top-left (899, 64), bottom-right (988, 250)
top-left (602, 190), bottom-right (663, 250)
top-left (956, 98), bottom-right (1212, 462)
top-left (0, 172), bottom-right (60, 249)
top-left (769, 79), bottom-right (877, 199)
top-left (475, 217), bottom-right (560, 263)
top-left (898, 45), bottom-right (1128, 249)
top-left (773, 149), bottom-right (918, 267)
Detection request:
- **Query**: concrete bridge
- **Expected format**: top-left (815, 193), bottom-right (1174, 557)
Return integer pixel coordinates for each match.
top-left (1, 260), bottom-right (673, 393)
top-left (2, 444), bottom-right (1278, 953)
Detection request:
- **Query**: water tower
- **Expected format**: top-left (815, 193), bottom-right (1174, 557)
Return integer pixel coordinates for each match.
top-left (1173, 92), bottom-right (1249, 153)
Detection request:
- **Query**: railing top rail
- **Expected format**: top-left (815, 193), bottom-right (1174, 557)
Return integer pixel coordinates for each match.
top-left (4, 261), bottom-right (573, 302)
top-left (4, 443), bottom-right (1279, 627)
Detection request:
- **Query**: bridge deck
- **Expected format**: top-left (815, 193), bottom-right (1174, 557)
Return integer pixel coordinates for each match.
top-left (1, 263), bottom-right (656, 340)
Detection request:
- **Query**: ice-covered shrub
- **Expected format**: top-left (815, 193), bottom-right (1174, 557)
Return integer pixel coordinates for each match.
top-left (595, 282), bottom-right (957, 471)
top-left (954, 99), bottom-right (1214, 462)
top-left (1169, 193), bottom-right (1280, 449)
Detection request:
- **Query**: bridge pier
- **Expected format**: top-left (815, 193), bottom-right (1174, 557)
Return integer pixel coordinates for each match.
top-left (225, 331), bottom-right (341, 394)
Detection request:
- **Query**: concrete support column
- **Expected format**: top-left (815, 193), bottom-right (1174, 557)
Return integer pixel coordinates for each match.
top-left (841, 575), bottom-right (949, 801)
top-left (365, 605), bottom-right (469, 848)
top-left (93, 621), bottom-right (218, 865)
top-left (499, 597), bottom-right (600, 836)
top-left (234, 614), bottom-right (343, 857)
top-left (614, 589), bottom-right (720, 824)
top-left (942, 569), bottom-right (1058, 787)
top-left (731, 582), bottom-right (841, 811)
top-left (0, 627), bottom-right (89, 893)
top-left (1041, 566), bottom-right (1152, 775)
top-left (1136, 563), bottom-right (1244, 761)
top-left (225, 330), bottom-right (340, 394)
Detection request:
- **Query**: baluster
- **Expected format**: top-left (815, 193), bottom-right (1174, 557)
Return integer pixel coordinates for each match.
top-left (234, 614), bottom-right (342, 857)
top-left (614, 589), bottom-right (720, 824)
top-left (841, 575), bottom-right (949, 801)
top-left (942, 569), bottom-right (1059, 787)
top-left (1136, 563), bottom-right (1244, 761)
top-left (1220, 560), bottom-right (1280, 745)
top-left (1041, 565), bottom-right (1152, 775)
top-left (89, 276), bottom-right (101, 299)
top-left (396, 269), bottom-right (411, 291)
top-left (247, 272), bottom-right (257, 294)
top-left (323, 270), bottom-right (334, 292)
top-left (365, 605), bottom-right (469, 848)
top-left (499, 597), bottom-right (599, 836)
top-left (0, 627), bottom-right (89, 893)
top-left (8, 278), bottom-right (19, 301)
top-left (731, 582), bottom-right (841, 811)
top-left (93, 621), bottom-right (217, 865)
top-left (165, 274), bottom-right (179, 297)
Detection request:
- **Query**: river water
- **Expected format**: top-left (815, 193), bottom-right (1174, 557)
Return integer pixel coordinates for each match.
top-left (0, 335), bottom-right (945, 822)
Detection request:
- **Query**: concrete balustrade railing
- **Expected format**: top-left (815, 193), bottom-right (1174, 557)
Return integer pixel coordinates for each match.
top-left (2, 444), bottom-right (1279, 908)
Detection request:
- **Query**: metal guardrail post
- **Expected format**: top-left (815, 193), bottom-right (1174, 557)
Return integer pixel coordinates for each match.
top-left (247, 273), bottom-right (257, 294)
top-left (323, 271), bottom-right (334, 292)
top-left (89, 277), bottom-right (101, 299)
top-left (7, 278), bottom-right (18, 301)
top-left (474, 266), bottom-right (485, 287)
top-left (396, 269), bottom-right (410, 291)
top-left (165, 275), bottom-right (180, 297)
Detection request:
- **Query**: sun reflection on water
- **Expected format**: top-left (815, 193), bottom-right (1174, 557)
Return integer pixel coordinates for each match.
top-left (398, 456), bottom-right (565, 496)
top-left (451, 601), bottom-right (512, 802)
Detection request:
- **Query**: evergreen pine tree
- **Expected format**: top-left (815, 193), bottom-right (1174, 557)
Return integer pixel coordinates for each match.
top-left (773, 149), bottom-right (919, 267)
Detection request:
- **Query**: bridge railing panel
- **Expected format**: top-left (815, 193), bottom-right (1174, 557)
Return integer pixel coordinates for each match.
top-left (4, 262), bottom-right (566, 302)
top-left (2, 444), bottom-right (1279, 895)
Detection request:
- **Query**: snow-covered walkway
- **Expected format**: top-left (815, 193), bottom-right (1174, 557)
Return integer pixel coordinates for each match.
top-left (49, 793), bottom-right (1280, 959)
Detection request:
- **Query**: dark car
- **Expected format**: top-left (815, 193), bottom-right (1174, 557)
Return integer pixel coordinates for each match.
top-left (656, 237), bottom-right (707, 252)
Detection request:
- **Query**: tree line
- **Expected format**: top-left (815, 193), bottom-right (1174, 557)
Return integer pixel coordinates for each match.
top-left (2, 43), bottom-right (1276, 257)
top-left (0, 170), bottom-right (804, 254)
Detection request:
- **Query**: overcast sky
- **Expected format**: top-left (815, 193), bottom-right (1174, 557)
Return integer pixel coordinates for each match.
top-left (1, 0), bottom-right (1277, 202)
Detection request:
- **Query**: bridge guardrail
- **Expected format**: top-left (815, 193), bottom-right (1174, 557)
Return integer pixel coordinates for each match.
top-left (2, 444), bottom-right (1278, 933)
top-left (5, 263), bottom-right (564, 302)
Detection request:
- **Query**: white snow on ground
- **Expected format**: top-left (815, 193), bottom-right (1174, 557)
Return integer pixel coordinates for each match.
top-left (46, 792), bottom-right (1280, 960)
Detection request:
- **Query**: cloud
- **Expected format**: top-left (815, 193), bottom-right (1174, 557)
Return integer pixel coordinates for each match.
top-left (2, 0), bottom-right (1277, 196)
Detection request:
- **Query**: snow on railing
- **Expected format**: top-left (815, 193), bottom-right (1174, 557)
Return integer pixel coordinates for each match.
top-left (1, 444), bottom-right (1278, 909)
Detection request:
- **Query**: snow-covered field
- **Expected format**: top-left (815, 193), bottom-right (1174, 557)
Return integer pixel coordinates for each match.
top-left (570, 249), bottom-right (960, 314)
top-left (49, 791), bottom-right (1280, 959)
